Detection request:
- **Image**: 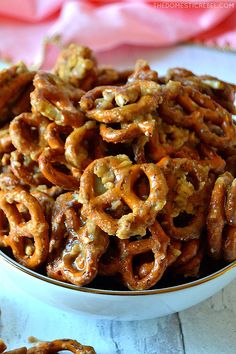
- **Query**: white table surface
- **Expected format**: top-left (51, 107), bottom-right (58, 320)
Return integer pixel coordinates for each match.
top-left (1, 45), bottom-right (236, 354)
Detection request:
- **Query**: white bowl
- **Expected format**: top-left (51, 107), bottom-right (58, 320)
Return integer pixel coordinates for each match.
top-left (1, 250), bottom-right (236, 321)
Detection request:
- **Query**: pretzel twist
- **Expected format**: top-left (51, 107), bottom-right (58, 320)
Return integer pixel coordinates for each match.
top-left (47, 192), bottom-right (109, 286)
top-left (119, 221), bottom-right (169, 290)
top-left (0, 188), bottom-right (49, 268)
top-left (159, 81), bottom-right (235, 149)
top-left (65, 120), bottom-right (106, 169)
top-left (38, 148), bottom-right (81, 190)
top-left (158, 157), bottom-right (213, 241)
top-left (31, 72), bottom-right (85, 127)
top-left (10, 113), bottom-right (49, 160)
top-left (10, 151), bottom-right (49, 187)
top-left (79, 155), bottom-right (168, 239)
top-left (99, 116), bottom-right (156, 144)
top-left (80, 81), bottom-right (162, 123)
top-left (207, 172), bottom-right (236, 261)
top-left (0, 339), bottom-right (95, 354)
top-left (166, 67), bottom-right (236, 114)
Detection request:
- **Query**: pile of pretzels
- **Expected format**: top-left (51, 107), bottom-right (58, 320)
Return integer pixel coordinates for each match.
top-left (0, 44), bottom-right (236, 291)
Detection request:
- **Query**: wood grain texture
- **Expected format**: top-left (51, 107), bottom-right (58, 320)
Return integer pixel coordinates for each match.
top-left (1, 277), bottom-right (236, 354)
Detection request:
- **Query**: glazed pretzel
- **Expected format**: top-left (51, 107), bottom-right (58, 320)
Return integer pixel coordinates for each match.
top-left (158, 157), bottom-right (213, 241)
top-left (53, 43), bottom-right (98, 91)
top-left (166, 67), bottom-right (236, 114)
top-left (10, 151), bottom-right (49, 187)
top-left (80, 80), bottom-right (162, 123)
top-left (65, 120), bottom-right (106, 169)
top-left (0, 339), bottom-right (95, 354)
top-left (27, 339), bottom-right (95, 354)
top-left (147, 120), bottom-right (194, 162)
top-left (99, 115), bottom-right (156, 144)
top-left (0, 62), bottom-right (35, 125)
top-left (10, 113), bottom-right (49, 161)
top-left (38, 148), bottom-right (81, 190)
top-left (0, 188), bottom-right (49, 269)
top-left (79, 155), bottom-right (168, 239)
top-left (31, 72), bottom-right (85, 127)
top-left (119, 221), bottom-right (169, 290)
top-left (173, 143), bottom-right (226, 175)
top-left (159, 81), bottom-right (235, 149)
top-left (207, 172), bottom-right (236, 261)
top-left (31, 190), bottom-right (55, 223)
top-left (47, 192), bottom-right (109, 286)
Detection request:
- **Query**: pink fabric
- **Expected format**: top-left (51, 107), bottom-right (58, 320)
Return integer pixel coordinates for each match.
top-left (0, 0), bottom-right (235, 66)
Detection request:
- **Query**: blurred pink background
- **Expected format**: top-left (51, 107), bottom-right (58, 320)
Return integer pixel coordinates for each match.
top-left (0, 0), bottom-right (235, 66)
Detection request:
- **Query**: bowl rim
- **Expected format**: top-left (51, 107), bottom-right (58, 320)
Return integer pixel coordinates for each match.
top-left (1, 250), bottom-right (236, 296)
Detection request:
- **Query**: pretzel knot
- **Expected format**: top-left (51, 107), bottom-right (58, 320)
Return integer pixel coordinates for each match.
top-left (99, 116), bottom-right (156, 144)
top-left (79, 155), bottom-right (168, 239)
top-left (159, 81), bottom-right (235, 149)
top-left (166, 67), bottom-right (236, 114)
top-left (207, 172), bottom-right (236, 261)
top-left (47, 192), bottom-right (109, 286)
top-left (27, 339), bottom-right (95, 354)
top-left (65, 120), bottom-right (106, 169)
top-left (10, 112), bottom-right (49, 161)
top-left (80, 80), bottom-right (162, 123)
top-left (38, 148), bottom-right (81, 190)
top-left (119, 221), bottom-right (169, 290)
top-left (31, 72), bottom-right (85, 127)
top-left (158, 157), bottom-right (213, 241)
top-left (10, 151), bottom-right (49, 187)
top-left (0, 188), bottom-right (49, 269)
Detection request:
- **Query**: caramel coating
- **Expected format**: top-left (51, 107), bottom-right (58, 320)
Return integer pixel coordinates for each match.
top-left (53, 43), bottom-right (98, 91)
top-left (158, 157), bottom-right (213, 241)
top-left (31, 72), bottom-right (85, 127)
top-left (159, 81), bottom-right (235, 149)
top-left (79, 155), bottom-right (168, 239)
top-left (207, 172), bottom-right (236, 261)
top-left (1, 339), bottom-right (95, 354)
top-left (10, 113), bottom-right (49, 161)
top-left (47, 192), bottom-right (109, 286)
top-left (80, 80), bottom-right (162, 123)
top-left (0, 188), bottom-right (49, 269)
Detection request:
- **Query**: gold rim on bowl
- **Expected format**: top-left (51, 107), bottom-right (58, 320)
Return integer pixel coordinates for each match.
top-left (0, 250), bottom-right (236, 296)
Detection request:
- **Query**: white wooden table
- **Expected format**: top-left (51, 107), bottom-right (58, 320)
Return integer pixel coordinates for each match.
top-left (1, 45), bottom-right (236, 354)
top-left (1, 277), bottom-right (236, 354)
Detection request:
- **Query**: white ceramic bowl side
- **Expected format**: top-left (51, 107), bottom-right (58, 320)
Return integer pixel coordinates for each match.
top-left (1, 251), bottom-right (236, 320)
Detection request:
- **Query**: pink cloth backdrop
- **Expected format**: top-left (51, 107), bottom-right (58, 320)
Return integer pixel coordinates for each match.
top-left (0, 0), bottom-right (235, 66)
